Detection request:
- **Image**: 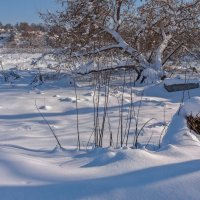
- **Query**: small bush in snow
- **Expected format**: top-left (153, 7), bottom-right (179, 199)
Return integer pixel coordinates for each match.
top-left (186, 114), bottom-right (200, 135)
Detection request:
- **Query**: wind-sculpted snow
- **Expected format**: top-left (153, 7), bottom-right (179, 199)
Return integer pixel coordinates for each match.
top-left (0, 53), bottom-right (200, 199)
top-left (162, 97), bottom-right (200, 147)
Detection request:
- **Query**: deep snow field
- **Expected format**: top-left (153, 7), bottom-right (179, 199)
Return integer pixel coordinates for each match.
top-left (0, 53), bottom-right (200, 200)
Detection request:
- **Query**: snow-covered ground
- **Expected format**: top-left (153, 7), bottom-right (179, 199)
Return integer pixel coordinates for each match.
top-left (0, 53), bottom-right (200, 200)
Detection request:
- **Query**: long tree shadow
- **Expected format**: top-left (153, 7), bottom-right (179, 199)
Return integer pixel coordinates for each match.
top-left (0, 98), bottom-right (163, 120)
top-left (0, 104), bottom-right (125, 120)
top-left (0, 159), bottom-right (200, 200)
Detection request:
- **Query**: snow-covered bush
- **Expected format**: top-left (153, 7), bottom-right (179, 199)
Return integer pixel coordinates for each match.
top-left (184, 97), bottom-right (200, 135)
top-left (187, 114), bottom-right (200, 135)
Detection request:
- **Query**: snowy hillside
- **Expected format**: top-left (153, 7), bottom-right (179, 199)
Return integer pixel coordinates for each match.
top-left (0, 53), bottom-right (200, 200)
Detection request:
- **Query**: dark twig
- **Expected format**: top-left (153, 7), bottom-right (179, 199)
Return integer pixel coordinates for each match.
top-left (35, 99), bottom-right (62, 149)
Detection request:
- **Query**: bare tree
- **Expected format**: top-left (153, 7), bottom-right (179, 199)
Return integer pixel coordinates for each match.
top-left (41, 0), bottom-right (200, 81)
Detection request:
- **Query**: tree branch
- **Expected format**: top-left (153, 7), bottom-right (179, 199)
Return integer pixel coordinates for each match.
top-left (72, 44), bottom-right (120, 57)
top-left (153, 28), bottom-right (172, 69)
top-left (77, 65), bottom-right (139, 75)
top-left (162, 42), bottom-right (184, 66)
top-left (102, 26), bottom-right (149, 68)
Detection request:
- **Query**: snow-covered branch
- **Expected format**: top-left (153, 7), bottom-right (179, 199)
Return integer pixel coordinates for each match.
top-left (72, 44), bottom-right (121, 57)
top-left (153, 29), bottom-right (172, 70)
top-left (102, 26), bottom-right (149, 68)
top-left (77, 64), bottom-right (138, 75)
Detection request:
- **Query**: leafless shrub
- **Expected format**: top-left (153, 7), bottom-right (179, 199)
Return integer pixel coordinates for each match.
top-left (187, 114), bottom-right (200, 135)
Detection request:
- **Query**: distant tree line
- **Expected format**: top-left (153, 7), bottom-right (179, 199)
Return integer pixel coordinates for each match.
top-left (0, 22), bottom-right (49, 49)
top-left (0, 22), bottom-right (46, 32)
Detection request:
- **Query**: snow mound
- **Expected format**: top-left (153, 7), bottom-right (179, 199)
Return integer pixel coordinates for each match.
top-left (39, 105), bottom-right (52, 110)
top-left (59, 97), bottom-right (72, 102)
top-left (162, 97), bottom-right (200, 147)
top-left (53, 94), bottom-right (61, 98)
top-left (181, 97), bottom-right (200, 116)
top-left (36, 90), bottom-right (45, 95)
top-left (79, 147), bottom-right (158, 169)
top-left (59, 97), bottom-right (84, 103)
top-left (84, 152), bottom-right (118, 167)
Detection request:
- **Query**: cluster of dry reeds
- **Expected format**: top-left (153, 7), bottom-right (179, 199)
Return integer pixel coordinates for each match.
top-left (186, 114), bottom-right (200, 135)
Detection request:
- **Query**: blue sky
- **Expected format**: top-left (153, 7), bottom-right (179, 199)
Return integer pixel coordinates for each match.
top-left (0, 0), bottom-right (190, 25)
top-left (0, 0), bottom-right (61, 24)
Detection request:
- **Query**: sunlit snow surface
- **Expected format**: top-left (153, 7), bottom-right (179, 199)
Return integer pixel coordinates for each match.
top-left (0, 53), bottom-right (200, 200)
